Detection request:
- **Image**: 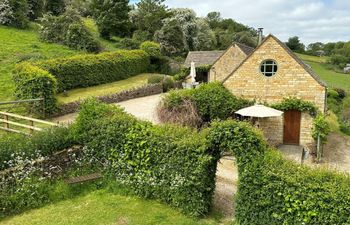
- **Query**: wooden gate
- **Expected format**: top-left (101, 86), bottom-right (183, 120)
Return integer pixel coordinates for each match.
top-left (283, 110), bottom-right (301, 145)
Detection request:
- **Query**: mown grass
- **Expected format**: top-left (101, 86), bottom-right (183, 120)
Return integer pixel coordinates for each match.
top-left (0, 189), bottom-right (228, 225)
top-left (297, 53), bottom-right (350, 91)
top-left (56, 73), bottom-right (160, 104)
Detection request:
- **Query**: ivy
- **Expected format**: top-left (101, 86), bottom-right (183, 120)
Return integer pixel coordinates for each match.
top-left (271, 97), bottom-right (319, 117)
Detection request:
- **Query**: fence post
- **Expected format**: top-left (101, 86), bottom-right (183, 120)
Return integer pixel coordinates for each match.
top-left (29, 120), bottom-right (34, 134)
top-left (4, 114), bottom-right (9, 130)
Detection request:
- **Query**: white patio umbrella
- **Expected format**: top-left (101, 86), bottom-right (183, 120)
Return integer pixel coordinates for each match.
top-left (235, 104), bottom-right (283, 118)
top-left (190, 61), bottom-right (196, 83)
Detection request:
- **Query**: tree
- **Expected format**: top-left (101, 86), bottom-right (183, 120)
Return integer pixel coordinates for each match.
top-left (27, 0), bottom-right (44, 20)
top-left (233, 31), bottom-right (257, 48)
top-left (286, 36), bottom-right (305, 53)
top-left (44, 0), bottom-right (65, 16)
top-left (194, 18), bottom-right (216, 50)
top-left (0, 0), bottom-right (29, 28)
top-left (206, 11), bottom-right (221, 29)
top-left (133, 0), bottom-right (169, 39)
top-left (91, 0), bottom-right (131, 39)
top-left (155, 19), bottom-right (184, 56)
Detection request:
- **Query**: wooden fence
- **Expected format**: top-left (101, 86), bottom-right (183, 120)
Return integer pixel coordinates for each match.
top-left (0, 111), bottom-right (60, 135)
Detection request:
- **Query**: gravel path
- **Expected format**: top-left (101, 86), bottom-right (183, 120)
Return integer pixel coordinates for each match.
top-left (51, 94), bottom-right (163, 125)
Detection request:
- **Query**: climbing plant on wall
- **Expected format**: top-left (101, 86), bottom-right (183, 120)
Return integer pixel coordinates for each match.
top-left (271, 97), bottom-right (319, 117)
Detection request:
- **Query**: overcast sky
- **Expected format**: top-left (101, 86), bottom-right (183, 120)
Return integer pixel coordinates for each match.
top-left (131, 0), bottom-right (350, 45)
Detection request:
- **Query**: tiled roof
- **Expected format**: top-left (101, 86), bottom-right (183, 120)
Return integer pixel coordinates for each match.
top-left (184, 51), bottom-right (225, 67)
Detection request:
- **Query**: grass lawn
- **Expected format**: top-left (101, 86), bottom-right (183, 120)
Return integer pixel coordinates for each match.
top-left (0, 190), bottom-right (228, 225)
top-left (56, 73), bottom-right (160, 104)
top-left (297, 53), bottom-right (350, 91)
top-left (0, 25), bottom-right (80, 102)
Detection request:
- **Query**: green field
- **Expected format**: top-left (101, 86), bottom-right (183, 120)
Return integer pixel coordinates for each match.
top-left (0, 22), bottom-right (119, 103)
top-left (0, 190), bottom-right (227, 225)
top-left (297, 53), bottom-right (350, 91)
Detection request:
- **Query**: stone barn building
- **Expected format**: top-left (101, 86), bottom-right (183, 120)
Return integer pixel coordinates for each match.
top-left (185, 34), bottom-right (327, 146)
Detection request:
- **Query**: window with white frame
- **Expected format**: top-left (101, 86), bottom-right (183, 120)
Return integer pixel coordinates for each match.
top-left (260, 60), bottom-right (278, 77)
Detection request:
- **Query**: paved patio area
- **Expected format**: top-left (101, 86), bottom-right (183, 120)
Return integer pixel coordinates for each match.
top-left (278, 145), bottom-right (303, 163)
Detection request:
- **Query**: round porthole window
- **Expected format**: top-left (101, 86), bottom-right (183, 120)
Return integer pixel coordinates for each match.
top-left (260, 60), bottom-right (278, 77)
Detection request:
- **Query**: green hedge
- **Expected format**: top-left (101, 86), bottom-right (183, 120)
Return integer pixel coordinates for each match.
top-left (71, 99), bottom-right (217, 216)
top-left (208, 120), bottom-right (350, 225)
top-left (13, 63), bottom-right (57, 115)
top-left (37, 50), bottom-right (150, 92)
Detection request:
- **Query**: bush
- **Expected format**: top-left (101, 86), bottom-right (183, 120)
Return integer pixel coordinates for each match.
top-left (140, 41), bottom-right (161, 57)
top-left (12, 63), bottom-right (57, 114)
top-left (162, 76), bottom-right (174, 92)
top-left (0, 0), bottom-right (29, 28)
top-left (37, 50), bottom-right (150, 92)
top-left (72, 99), bottom-right (217, 216)
top-left (157, 82), bottom-right (252, 126)
top-left (115, 38), bottom-right (141, 50)
top-left (39, 10), bottom-right (101, 53)
top-left (65, 22), bottom-right (102, 53)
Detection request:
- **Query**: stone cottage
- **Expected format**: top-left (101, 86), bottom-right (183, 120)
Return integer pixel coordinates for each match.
top-left (219, 34), bottom-right (327, 146)
top-left (184, 43), bottom-right (254, 83)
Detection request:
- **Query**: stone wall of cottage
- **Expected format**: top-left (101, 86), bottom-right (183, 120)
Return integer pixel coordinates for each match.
top-left (209, 45), bottom-right (247, 82)
top-left (223, 37), bottom-right (326, 111)
top-left (223, 36), bottom-right (326, 146)
top-left (259, 112), bottom-right (314, 146)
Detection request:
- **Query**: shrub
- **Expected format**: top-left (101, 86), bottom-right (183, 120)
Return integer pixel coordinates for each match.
top-left (334, 88), bottom-right (346, 99)
top-left (140, 41), bottom-right (161, 57)
top-left (12, 63), bottom-right (57, 114)
top-left (36, 50), bottom-right (150, 92)
top-left (65, 22), bottom-right (102, 53)
top-left (162, 76), bottom-right (174, 92)
top-left (39, 10), bottom-right (101, 53)
top-left (115, 38), bottom-right (141, 50)
top-left (72, 99), bottom-right (217, 216)
top-left (0, 0), bottom-right (29, 28)
top-left (27, 0), bottom-right (44, 20)
top-left (157, 82), bottom-right (252, 126)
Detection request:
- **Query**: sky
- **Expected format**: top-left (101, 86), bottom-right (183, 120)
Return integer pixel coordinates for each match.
top-left (131, 0), bottom-right (350, 45)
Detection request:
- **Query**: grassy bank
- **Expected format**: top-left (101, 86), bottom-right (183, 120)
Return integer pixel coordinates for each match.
top-left (0, 189), bottom-right (227, 225)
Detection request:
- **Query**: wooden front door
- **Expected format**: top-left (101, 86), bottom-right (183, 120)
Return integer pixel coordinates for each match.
top-left (283, 110), bottom-right (301, 145)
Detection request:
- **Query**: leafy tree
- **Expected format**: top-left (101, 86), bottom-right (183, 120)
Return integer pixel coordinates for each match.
top-left (44, 0), bottom-right (66, 16)
top-left (286, 36), bottom-right (305, 53)
top-left (0, 0), bottom-right (29, 28)
top-left (91, 0), bottom-right (131, 39)
top-left (66, 0), bottom-right (93, 16)
top-left (27, 0), bottom-right (44, 20)
top-left (155, 18), bottom-right (184, 56)
top-left (233, 31), bottom-right (257, 48)
top-left (206, 11), bottom-right (221, 29)
top-left (306, 42), bottom-right (324, 55)
top-left (132, 0), bottom-right (169, 40)
top-left (194, 18), bottom-right (216, 50)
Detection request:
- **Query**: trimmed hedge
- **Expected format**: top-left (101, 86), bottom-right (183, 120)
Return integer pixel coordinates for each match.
top-left (208, 120), bottom-right (350, 225)
top-left (13, 50), bottom-right (150, 114)
top-left (13, 63), bottom-right (57, 114)
top-left (71, 99), bottom-right (218, 216)
top-left (37, 50), bottom-right (150, 92)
